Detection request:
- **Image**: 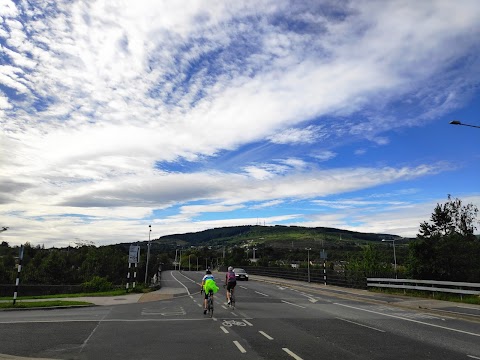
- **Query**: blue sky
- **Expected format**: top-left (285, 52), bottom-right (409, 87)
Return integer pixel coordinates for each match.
top-left (1, 0), bottom-right (479, 247)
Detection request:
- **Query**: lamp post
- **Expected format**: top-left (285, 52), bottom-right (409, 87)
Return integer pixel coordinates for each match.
top-left (449, 120), bottom-right (480, 129)
top-left (144, 225), bottom-right (152, 284)
top-left (382, 239), bottom-right (397, 277)
top-left (306, 248), bottom-right (312, 283)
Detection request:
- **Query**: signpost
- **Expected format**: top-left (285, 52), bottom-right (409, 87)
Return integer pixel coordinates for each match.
top-left (126, 245), bottom-right (140, 291)
top-left (320, 250), bottom-right (328, 285)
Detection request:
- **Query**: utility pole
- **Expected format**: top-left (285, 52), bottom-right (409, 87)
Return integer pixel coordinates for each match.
top-left (306, 248), bottom-right (311, 283)
top-left (144, 225), bottom-right (152, 284)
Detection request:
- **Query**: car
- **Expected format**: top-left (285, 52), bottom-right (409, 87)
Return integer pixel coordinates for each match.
top-left (233, 268), bottom-right (249, 281)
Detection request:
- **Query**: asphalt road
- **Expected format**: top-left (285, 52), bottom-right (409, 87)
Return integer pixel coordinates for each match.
top-left (0, 271), bottom-right (479, 360)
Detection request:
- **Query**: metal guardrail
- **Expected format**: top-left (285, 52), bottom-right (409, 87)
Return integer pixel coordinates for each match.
top-left (244, 267), bottom-right (368, 289)
top-left (367, 278), bottom-right (480, 295)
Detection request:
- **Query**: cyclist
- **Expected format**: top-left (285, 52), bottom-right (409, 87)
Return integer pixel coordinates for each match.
top-left (225, 266), bottom-right (236, 305)
top-left (201, 269), bottom-right (219, 314)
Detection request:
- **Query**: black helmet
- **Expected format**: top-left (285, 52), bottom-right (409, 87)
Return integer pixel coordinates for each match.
top-left (206, 270), bottom-right (211, 274)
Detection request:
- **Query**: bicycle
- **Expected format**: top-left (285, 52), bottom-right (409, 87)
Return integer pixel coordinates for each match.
top-left (224, 284), bottom-right (235, 310)
top-left (206, 290), bottom-right (214, 317)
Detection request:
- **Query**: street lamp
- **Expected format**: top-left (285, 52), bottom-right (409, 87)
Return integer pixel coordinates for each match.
top-left (306, 248), bottom-right (312, 283)
top-left (144, 225), bottom-right (152, 284)
top-left (382, 239), bottom-right (397, 278)
top-left (449, 120), bottom-right (480, 129)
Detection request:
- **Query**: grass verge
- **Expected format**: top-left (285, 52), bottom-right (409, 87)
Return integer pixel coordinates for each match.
top-left (0, 300), bottom-right (92, 309)
top-left (0, 286), bottom-right (157, 301)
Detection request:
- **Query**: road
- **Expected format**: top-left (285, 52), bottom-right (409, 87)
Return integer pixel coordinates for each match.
top-left (0, 270), bottom-right (479, 359)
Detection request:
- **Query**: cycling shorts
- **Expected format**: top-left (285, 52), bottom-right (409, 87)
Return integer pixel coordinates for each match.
top-left (204, 289), bottom-right (213, 300)
top-left (226, 281), bottom-right (236, 291)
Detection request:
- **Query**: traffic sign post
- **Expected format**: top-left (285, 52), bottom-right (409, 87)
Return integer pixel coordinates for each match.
top-left (126, 245), bottom-right (140, 291)
top-left (320, 250), bottom-right (328, 285)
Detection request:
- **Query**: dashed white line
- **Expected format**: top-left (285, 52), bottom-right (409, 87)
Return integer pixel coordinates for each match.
top-left (221, 305), bottom-right (228, 310)
top-left (233, 341), bottom-right (247, 353)
top-left (231, 312), bottom-right (238, 317)
top-left (282, 348), bottom-right (304, 360)
top-left (255, 291), bottom-right (269, 297)
top-left (259, 331), bottom-right (274, 340)
top-left (335, 317), bottom-right (385, 332)
top-left (220, 326), bottom-right (229, 334)
top-left (239, 286), bottom-right (248, 290)
top-left (468, 355), bottom-right (480, 359)
top-left (281, 300), bottom-right (306, 309)
top-left (335, 303), bottom-right (480, 338)
top-left (243, 319), bottom-right (253, 326)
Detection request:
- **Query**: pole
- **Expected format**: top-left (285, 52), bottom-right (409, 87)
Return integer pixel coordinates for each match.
top-left (189, 254), bottom-right (191, 271)
top-left (144, 225), bottom-right (151, 284)
top-left (197, 257), bottom-right (199, 271)
top-left (126, 262), bottom-right (131, 291)
top-left (179, 249), bottom-right (182, 271)
top-left (393, 240), bottom-right (397, 278)
top-left (175, 249), bottom-right (178, 270)
top-left (13, 245), bottom-right (24, 305)
top-left (306, 248), bottom-right (311, 283)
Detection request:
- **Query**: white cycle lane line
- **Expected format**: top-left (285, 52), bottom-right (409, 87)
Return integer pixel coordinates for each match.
top-left (335, 302), bottom-right (480, 338)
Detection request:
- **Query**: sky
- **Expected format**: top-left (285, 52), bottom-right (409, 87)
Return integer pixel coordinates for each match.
top-left (1, 0), bottom-right (479, 248)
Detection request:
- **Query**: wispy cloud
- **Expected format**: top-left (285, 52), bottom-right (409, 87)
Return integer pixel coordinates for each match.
top-left (1, 1), bottom-right (479, 246)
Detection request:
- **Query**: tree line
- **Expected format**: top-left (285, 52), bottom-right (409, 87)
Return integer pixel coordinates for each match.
top-left (0, 195), bottom-right (478, 289)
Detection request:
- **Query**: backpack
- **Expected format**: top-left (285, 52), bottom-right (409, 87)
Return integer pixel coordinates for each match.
top-left (227, 271), bottom-right (236, 282)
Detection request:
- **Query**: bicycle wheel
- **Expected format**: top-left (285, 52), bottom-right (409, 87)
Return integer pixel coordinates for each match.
top-left (208, 296), bottom-right (214, 317)
top-left (230, 291), bottom-right (235, 309)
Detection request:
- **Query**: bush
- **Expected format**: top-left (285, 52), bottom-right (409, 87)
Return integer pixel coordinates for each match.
top-left (81, 276), bottom-right (114, 293)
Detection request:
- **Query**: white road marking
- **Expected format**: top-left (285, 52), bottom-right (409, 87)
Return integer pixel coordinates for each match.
top-left (231, 312), bottom-right (238, 317)
top-left (335, 303), bottom-right (480, 337)
top-left (170, 272), bottom-right (191, 295)
top-left (0, 318), bottom-right (213, 324)
top-left (222, 305), bottom-right (228, 310)
top-left (243, 319), bottom-right (253, 326)
top-left (220, 326), bottom-right (229, 334)
top-left (178, 271), bottom-right (198, 284)
top-left (239, 286), bottom-right (248, 290)
top-left (255, 291), bottom-right (269, 297)
top-left (457, 306), bottom-right (480, 311)
top-left (468, 355), bottom-right (480, 359)
top-left (277, 286), bottom-right (286, 290)
top-left (308, 297), bottom-right (318, 303)
top-left (336, 317), bottom-right (385, 332)
top-left (189, 296), bottom-right (193, 299)
top-left (259, 331), bottom-right (273, 340)
top-left (237, 311), bottom-right (249, 318)
top-left (282, 348), bottom-right (304, 360)
top-left (233, 341), bottom-right (247, 353)
top-left (197, 304), bottom-right (202, 307)
top-left (281, 300), bottom-right (306, 309)
top-left (80, 312), bottom-right (108, 352)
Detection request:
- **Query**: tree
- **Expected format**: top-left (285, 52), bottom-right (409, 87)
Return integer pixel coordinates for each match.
top-left (408, 196), bottom-right (480, 281)
top-left (418, 195), bottom-right (478, 238)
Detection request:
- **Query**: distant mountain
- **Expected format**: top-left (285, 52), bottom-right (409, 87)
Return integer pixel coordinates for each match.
top-left (151, 225), bottom-right (406, 248)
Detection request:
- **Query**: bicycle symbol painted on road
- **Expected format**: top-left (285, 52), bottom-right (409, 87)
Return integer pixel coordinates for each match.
top-left (222, 319), bottom-right (247, 327)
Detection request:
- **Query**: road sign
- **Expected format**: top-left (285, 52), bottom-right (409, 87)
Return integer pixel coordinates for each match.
top-left (320, 250), bottom-right (328, 260)
top-left (129, 245), bottom-right (140, 264)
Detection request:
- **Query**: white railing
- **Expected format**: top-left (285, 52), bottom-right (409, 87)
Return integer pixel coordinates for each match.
top-left (367, 278), bottom-right (480, 295)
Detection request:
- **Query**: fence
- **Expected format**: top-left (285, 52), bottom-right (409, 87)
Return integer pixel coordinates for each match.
top-left (243, 266), bottom-right (368, 289)
top-left (367, 278), bottom-right (480, 297)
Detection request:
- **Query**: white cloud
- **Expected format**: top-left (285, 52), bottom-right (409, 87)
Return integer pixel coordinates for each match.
top-left (1, 1), bottom-right (479, 246)
top-left (268, 125), bottom-right (322, 144)
top-left (312, 150), bottom-right (337, 161)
